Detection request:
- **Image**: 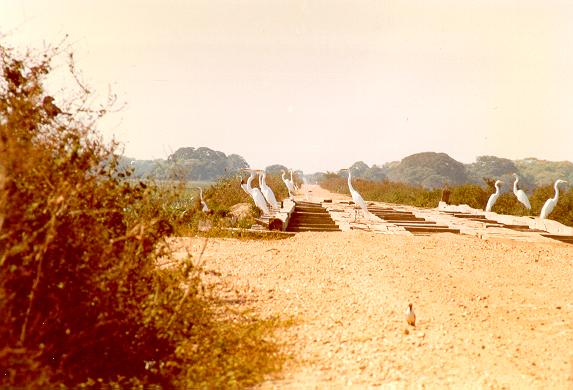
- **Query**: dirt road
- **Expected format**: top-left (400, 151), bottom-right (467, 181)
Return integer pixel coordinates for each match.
top-left (173, 229), bottom-right (573, 388)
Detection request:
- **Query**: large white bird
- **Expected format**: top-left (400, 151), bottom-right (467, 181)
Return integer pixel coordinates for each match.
top-left (281, 169), bottom-right (296, 198)
top-left (196, 187), bottom-right (210, 213)
top-left (238, 174), bottom-right (250, 195)
top-left (341, 168), bottom-right (375, 220)
top-left (243, 169), bottom-right (270, 215)
top-left (259, 170), bottom-right (280, 209)
top-left (540, 179), bottom-right (567, 219)
top-left (485, 180), bottom-right (503, 212)
top-left (512, 173), bottom-right (531, 209)
top-left (290, 169), bottom-right (299, 191)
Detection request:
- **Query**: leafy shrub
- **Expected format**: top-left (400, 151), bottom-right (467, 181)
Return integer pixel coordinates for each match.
top-left (0, 42), bottom-right (284, 387)
top-left (138, 169), bottom-right (295, 238)
top-left (448, 184), bottom-right (488, 210)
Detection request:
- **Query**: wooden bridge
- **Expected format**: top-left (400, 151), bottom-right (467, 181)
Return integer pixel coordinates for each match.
top-left (255, 184), bottom-right (573, 245)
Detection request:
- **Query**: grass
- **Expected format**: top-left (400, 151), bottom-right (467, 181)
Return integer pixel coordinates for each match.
top-left (155, 173), bottom-right (293, 239)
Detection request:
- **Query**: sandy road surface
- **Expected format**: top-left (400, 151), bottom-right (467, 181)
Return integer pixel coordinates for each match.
top-left (172, 230), bottom-right (573, 388)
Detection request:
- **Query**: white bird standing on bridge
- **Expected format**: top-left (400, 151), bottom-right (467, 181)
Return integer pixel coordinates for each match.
top-left (259, 170), bottom-right (280, 209)
top-left (281, 169), bottom-right (296, 198)
top-left (512, 173), bottom-right (531, 210)
top-left (341, 168), bottom-right (375, 220)
top-left (242, 169), bottom-right (270, 216)
top-left (196, 187), bottom-right (210, 213)
top-left (290, 169), bottom-right (299, 191)
top-left (485, 180), bottom-right (503, 212)
top-left (540, 179), bottom-right (567, 219)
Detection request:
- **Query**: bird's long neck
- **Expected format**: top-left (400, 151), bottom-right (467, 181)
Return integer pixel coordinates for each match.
top-left (259, 173), bottom-right (264, 187)
top-left (347, 171), bottom-right (355, 192)
top-left (553, 181), bottom-right (561, 201)
top-left (290, 170), bottom-right (294, 182)
top-left (513, 176), bottom-right (519, 193)
top-left (199, 188), bottom-right (204, 201)
top-left (281, 171), bottom-right (286, 181)
top-left (247, 173), bottom-right (255, 191)
top-left (495, 182), bottom-right (501, 194)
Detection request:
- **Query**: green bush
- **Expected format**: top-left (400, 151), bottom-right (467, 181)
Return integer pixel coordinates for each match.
top-left (0, 43), bottom-right (284, 387)
top-left (448, 184), bottom-right (488, 210)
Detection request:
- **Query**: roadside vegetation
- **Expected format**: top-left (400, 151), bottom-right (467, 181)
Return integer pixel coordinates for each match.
top-left (0, 42), bottom-right (287, 388)
top-left (320, 173), bottom-right (573, 227)
top-left (151, 171), bottom-right (292, 239)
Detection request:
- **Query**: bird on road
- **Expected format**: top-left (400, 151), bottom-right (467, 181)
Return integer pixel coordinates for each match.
top-left (281, 169), bottom-right (296, 198)
top-left (405, 303), bottom-right (416, 326)
top-left (242, 169), bottom-right (270, 216)
top-left (290, 169), bottom-right (299, 191)
top-left (512, 173), bottom-right (531, 210)
top-left (485, 180), bottom-right (503, 212)
top-left (259, 170), bottom-right (280, 209)
top-left (540, 179), bottom-right (567, 219)
top-left (341, 168), bottom-right (375, 220)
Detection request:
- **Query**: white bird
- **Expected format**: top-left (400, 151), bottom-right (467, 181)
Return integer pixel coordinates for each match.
top-left (540, 179), bottom-right (567, 219)
top-left (405, 303), bottom-right (416, 326)
top-left (243, 169), bottom-right (270, 216)
top-left (259, 170), bottom-right (280, 209)
top-left (485, 180), bottom-right (503, 212)
top-left (196, 187), bottom-right (210, 213)
top-left (290, 169), bottom-right (299, 191)
top-left (238, 174), bottom-right (250, 195)
top-left (281, 169), bottom-right (296, 198)
top-left (341, 168), bottom-right (375, 220)
top-left (512, 173), bottom-right (531, 209)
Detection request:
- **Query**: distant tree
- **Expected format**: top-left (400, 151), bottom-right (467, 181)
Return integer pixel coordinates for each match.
top-left (336, 161), bottom-right (386, 181)
top-left (145, 146), bottom-right (251, 181)
top-left (466, 156), bottom-right (518, 183)
top-left (363, 164), bottom-right (387, 181)
top-left (386, 152), bottom-right (468, 188)
top-left (514, 158), bottom-right (573, 186)
top-left (305, 171), bottom-right (326, 184)
top-left (349, 161), bottom-right (369, 176)
top-left (265, 164), bottom-right (289, 174)
top-left (227, 154), bottom-right (249, 171)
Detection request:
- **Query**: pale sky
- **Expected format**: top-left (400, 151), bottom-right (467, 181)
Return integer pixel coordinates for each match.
top-left (2, 0), bottom-right (573, 172)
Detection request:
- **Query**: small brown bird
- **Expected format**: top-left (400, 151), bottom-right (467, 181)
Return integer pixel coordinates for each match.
top-left (405, 303), bottom-right (416, 326)
top-left (42, 96), bottom-right (70, 118)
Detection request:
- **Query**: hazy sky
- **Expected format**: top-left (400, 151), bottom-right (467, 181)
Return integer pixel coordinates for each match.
top-left (2, 0), bottom-right (573, 172)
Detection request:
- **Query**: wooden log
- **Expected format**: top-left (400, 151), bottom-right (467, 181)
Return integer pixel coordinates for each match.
top-left (268, 218), bottom-right (284, 231)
